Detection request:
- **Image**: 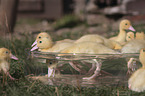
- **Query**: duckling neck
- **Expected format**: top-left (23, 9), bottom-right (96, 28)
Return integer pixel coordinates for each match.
top-left (117, 29), bottom-right (126, 43)
top-left (40, 48), bottom-right (51, 52)
top-left (139, 54), bottom-right (145, 68)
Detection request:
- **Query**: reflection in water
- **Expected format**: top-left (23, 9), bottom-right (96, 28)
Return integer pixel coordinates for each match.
top-left (31, 74), bottom-right (128, 88)
top-left (30, 52), bottom-right (141, 87)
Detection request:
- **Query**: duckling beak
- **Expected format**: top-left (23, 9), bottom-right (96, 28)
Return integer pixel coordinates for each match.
top-left (48, 67), bottom-right (54, 77)
top-left (30, 44), bottom-right (38, 51)
top-left (11, 54), bottom-right (18, 60)
top-left (128, 26), bottom-right (136, 31)
top-left (31, 40), bottom-right (37, 47)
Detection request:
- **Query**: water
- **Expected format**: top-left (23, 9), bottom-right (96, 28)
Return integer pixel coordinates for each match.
top-left (30, 51), bottom-right (141, 87)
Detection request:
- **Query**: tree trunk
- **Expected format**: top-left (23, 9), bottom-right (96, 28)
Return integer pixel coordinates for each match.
top-left (0, 0), bottom-right (19, 35)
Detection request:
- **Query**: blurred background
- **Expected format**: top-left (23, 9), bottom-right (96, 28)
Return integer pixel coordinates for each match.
top-left (0, 0), bottom-right (145, 38)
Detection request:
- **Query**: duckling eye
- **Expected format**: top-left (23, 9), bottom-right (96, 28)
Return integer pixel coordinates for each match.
top-left (39, 41), bottom-right (42, 43)
top-left (128, 36), bottom-right (131, 38)
top-left (143, 49), bottom-right (145, 52)
top-left (125, 23), bottom-right (128, 25)
top-left (49, 62), bottom-right (53, 65)
top-left (5, 51), bottom-right (9, 54)
top-left (39, 36), bottom-right (41, 39)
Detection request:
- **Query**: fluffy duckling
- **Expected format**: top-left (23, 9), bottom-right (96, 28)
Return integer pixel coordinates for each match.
top-left (31, 32), bottom-right (51, 47)
top-left (31, 37), bottom-right (74, 77)
top-left (126, 32), bottom-right (135, 42)
top-left (31, 32), bottom-right (74, 48)
top-left (121, 32), bottom-right (145, 53)
top-left (109, 19), bottom-right (135, 43)
top-left (128, 48), bottom-right (145, 92)
top-left (135, 32), bottom-right (145, 40)
top-left (0, 48), bottom-right (18, 80)
top-left (75, 34), bottom-right (122, 50)
top-left (31, 37), bottom-right (73, 52)
top-left (121, 40), bottom-right (145, 53)
top-left (60, 42), bottom-right (119, 80)
top-left (60, 41), bottom-right (120, 54)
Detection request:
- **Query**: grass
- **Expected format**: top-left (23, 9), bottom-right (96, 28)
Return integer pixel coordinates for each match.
top-left (0, 34), bottom-right (144, 96)
top-left (1, 18), bottom-right (145, 96)
top-left (53, 14), bottom-right (83, 30)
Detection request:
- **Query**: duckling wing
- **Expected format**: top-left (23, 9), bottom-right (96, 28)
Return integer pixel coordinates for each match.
top-left (49, 42), bottom-right (74, 52)
top-left (61, 42), bottom-right (119, 54)
top-left (75, 35), bottom-right (104, 44)
top-left (0, 61), bottom-right (10, 73)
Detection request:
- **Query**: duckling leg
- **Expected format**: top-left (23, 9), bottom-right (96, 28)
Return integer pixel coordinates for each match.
top-left (69, 61), bottom-right (82, 72)
top-left (3, 68), bottom-right (15, 80)
top-left (80, 60), bottom-right (96, 75)
top-left (48, 67), bottom-right (54, 77)
top-left (52, 69), bottom-right (55, 77)
top-left (83, 59), bottom-right (102, 80)
top-left (87, 62), bottom-right (96, 75)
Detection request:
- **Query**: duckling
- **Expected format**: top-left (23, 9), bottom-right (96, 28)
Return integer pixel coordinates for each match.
top-left (56, 39), bottom-right (75, 43)
top-left (59, 42), bottom-right (120, 80)
top-left (121, 33), bottom-right (145, 53)
top-left (60, 41), bottom-right (120, 54)
top-left (0, 48), bottom-right (18, 80)
top-left (31, 32), bottom-right (74, 47)
top-left (109, 19), bottom-right (135, 43)
top-left (75, 34), bottom-right (122, 50)
top-left (31, 37), bottom-right (75, 77)
top-left (128, 48), bottom-right (145, 92)
top-left (31, 32), bottom-right (51, 47)
top-left (135, 32), bottom-right (145, 40)
top-left (126, 32), bottom-right (135, 42)
top-left (31, 37), bottom-right (73, 52)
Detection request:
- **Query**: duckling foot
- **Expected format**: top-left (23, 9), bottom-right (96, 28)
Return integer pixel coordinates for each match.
top-left (8, 73), bottom-right (15, 80)
top-left (128, 84), bottom-right (131, 89)
top-left (83, 59), bottom-right (102, 80)
top-left (69, 61), bottom-right (82, 73)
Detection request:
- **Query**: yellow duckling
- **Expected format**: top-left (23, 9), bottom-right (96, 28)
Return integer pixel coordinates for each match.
top-left (109, 19), bottom-right (135, 43)
top-left (31, 32), bottom-right (51, 47)
top-left (0, 48), bottom-right (18, 80)
top-left (31, 37), bottom-right (73, 52)
top-left (60, 42), bottom-right (119, 80)
top-left (128, 48), bottom-right (145, 92)
top-left (60, 41), bottom-right (120, 54)
top-left (121, 32), bottom-right (145, 53)
top-left (135, 32), bottom-right (145, 40)
top-left (75, 34), bottom-right (122, 50)
top-left (31, 32), bottom-right (74, 48)
top-left (31, 37), bottom-right (74, 77)
top-left (126, 32), bottom-right (135, 42)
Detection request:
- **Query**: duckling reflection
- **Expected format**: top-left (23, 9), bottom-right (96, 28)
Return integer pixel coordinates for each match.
top-left (46, 59), bottom-right (61, 77)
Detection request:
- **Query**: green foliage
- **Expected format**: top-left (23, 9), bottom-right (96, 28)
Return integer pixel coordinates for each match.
top-left (53, 14), bottom-right (82, 30)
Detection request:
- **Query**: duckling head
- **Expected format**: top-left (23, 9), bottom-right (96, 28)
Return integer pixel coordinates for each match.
top-left (126, 32), bottom-right (135, 41)
top-left (31, 32), bottom-right (51, 47)
top-left (46, 60), bottom-right (58, 69)
top-left (139, 48), bottom-right (145, 68)
top-left (0, 48), bottom-right (18, 60)
top-left (120, 19), bottom-right (135, 31)
top-left (31, 37), bottom-right (53, 51)
top-left (136, 32), bottom-right (145, 40)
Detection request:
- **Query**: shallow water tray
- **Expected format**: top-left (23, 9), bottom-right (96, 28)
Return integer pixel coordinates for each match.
top-left (31, 51), bottom-right (140, 87)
